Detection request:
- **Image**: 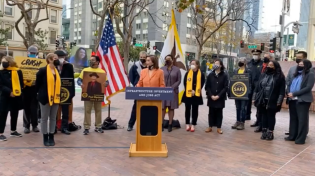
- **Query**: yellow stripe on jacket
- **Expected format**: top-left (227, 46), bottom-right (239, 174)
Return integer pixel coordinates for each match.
top-left (185, 69), bottom-right (201, 97)
top-left (46, 65), bottom-right (61, 106)
top-left (6, 67), bottom-right (21, 96)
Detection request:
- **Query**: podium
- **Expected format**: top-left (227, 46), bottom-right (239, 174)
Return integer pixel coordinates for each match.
top-left (125, 87), bottom-right (174, 157)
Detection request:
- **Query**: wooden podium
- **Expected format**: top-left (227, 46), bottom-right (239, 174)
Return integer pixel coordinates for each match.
top-left (125, 87), bottom-right (174, 157)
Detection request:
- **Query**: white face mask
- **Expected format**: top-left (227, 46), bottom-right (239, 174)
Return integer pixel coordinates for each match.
top-left (253, 55), bottom-right (259, 60)
top-left (59, 58), bottom-right (65, 64)
top-left (190, 65), bottom-right (196, 70)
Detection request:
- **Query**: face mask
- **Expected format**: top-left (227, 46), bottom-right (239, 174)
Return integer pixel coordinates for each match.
top-left (90, 61), bottom-right (96, 67)
top-left (266, 67), bottom-right (275, 74)
top-left (263, 57), bottom-right (269, 63)
top-left (238, 62), bottom-right (244, 67)
top-left (297, 66), bottom-right (304, 71)
top-left (253, 55), bottom-right (259, 60)
top-left (140, 59), bottom-right (146, 64)
top-left (59, 58), bottom-right (65, 64)
top-left (165, 60), bottom-right (172, 66)
top-left (28, 54), bottom-right (36, 58)
top-left (212, 65), bottom-right (220, 70)
top-left (190, 65), bottom-right (196, 70)
top-left (2, 62), bottom-right (9, 69)
top-left (296, 59), bottom-right (302, 64)
top-left (53, 60), bottom-right (60, 66)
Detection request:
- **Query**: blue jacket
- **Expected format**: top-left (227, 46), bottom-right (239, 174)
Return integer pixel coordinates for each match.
top-left (129, 61), bottom-right (144, 86)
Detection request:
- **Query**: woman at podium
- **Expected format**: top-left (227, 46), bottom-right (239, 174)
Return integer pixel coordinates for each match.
top-left (136, 55), bottom-right (165, 88)
top-left (182, 60), bottom-right (205, 132)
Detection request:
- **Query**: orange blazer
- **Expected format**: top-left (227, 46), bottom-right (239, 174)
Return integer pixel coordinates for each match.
top-left (137, 68), bottom-right (165, 87)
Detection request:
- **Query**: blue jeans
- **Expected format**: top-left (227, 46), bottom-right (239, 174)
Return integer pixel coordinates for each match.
top-left (235, 100), bottom-right (248, 123)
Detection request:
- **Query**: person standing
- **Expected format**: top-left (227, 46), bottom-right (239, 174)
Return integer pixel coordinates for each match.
top-left (205, 59), bottom-right (228, 134)
top-left (77, 55), bottom-right (108, 135)
top-left (54, 50), bottom-right (75, 135)
top-left (161, 54), bottom-right (181, 132)
top-left (0, 56), bottom-right (24, 141)
top-left (286, 60), bottom-right (314, 144)
top-left (36, 53), bottom-right (61, 146)
top-left (231, 58), bottom-right (251, 130)
top-left (23, 45), bottom-right (40, 133)
top-left (247, 49), bottom-right (263, 132)
top-left (182, 60), bottom-right (205, 132)
top-left (127, 51), bottom-right (147, 131)
top-left (253, 60), bottom-right (285, 140)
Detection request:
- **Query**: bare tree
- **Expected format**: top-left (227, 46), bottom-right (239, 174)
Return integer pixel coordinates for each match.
top-left (6, 0), bottom-right (49, 49)
top-left (189, 0), bottom-right (256, 59)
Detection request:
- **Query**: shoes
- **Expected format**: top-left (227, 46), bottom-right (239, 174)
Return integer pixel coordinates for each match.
top-left (261, 129), bottom-right (267, 140)
top-left (231, 122), bottom-right (240, 129)
top-left (24, 128), bottom-right (30, 134)
top-left (266, 130), bottom-right (274, 141)
top-left (190, 125), bottom-right (195, 132)
top-left (0, 135), bottom-right (7, 141)
top-left (250, 121), bottom-right (258, 127)
top-left (95, 128), bottom-right (104, 133)
top-left (168, 124), bottom-right (172, 132)
top-left (285, 132), bottom-right (290, 135)
top-left (43, 134), bottom-right (49, 146)
top-left (284, 137), bottom-right (294, 141)
top-left (48, 133), bottom-right (55, 146)
top-left (254, 126), bottom-right (262, 133)
top-left (83, 129), bottom-right (89, 135)
top-left (32, 127), bottom-right (40, 132)
top-left (61, 129), bottom-right (71, 135)
top-left (10, 131), bottom-right (22, 137)
top-left (217, 128), bottom-right (223, 134)
top-left (205, 127), bottom-right (212, 133)
top-left (236, 122), bottom-right (245, 130)
top-left (186, 125), bottom-right (191, 131)
top-left (127, 126), bottom-right (133, 131)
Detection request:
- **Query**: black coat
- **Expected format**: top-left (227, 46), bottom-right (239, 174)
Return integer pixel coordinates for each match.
top-left (36, 66), bottom-right (61, 105)
top-left (58, 63), bottom-right (75, 100)
top-left (87, 81), bottom-right (102, 95)
top-left (247, 59), bottom-right (263, 90)
top-left (181, 70), bottom-right (205, 105)
top-left (254, 72), bottom-right (285, 111)
top-left (0, 69), bottom-right (24, 111)
top-left (205, 71), bottom-right (229, 108)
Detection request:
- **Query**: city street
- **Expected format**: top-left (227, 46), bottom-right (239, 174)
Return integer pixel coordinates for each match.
top-left (0, 91), bottom-right (314, 176)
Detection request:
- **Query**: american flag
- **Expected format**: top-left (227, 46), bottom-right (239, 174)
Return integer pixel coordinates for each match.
top-left (97, 15), bottom-right (129, 100)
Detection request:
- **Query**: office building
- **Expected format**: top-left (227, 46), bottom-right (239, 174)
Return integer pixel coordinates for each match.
top-left (296, 0), bottom-right (311, 50)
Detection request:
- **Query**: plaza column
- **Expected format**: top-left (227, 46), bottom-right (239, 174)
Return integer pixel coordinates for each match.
top-left (306, 0), bottom-right (315, 60)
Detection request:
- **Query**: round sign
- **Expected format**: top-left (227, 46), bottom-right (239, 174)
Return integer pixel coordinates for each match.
top-left (231, 82), bottom-right (247, 97)
top-left (81, 92), bottom-right (88, 98)
top-left (60, 87), bottom-right (70, 103)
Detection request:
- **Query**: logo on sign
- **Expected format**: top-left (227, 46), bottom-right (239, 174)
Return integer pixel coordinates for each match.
top-left (231, 82), bottom-right (247, 97)
top-left (60, 87), bottom-right (70, 103)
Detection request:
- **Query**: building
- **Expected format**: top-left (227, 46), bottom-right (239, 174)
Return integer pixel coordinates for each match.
top-left (0, 0), bottom-right (63, 56)
top-left (296, 0), bottom-right (311, 50)
top-left (243, 0), bottom-right (262, 41)
top-left (62, 18), bottom-right (70, 41)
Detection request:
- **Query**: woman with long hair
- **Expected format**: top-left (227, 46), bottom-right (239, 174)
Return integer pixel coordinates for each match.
top-left (36, 53), bottom-right (61, 146)
top-left (182, 59), bottom-right (205, 132)
top-left (286, 59), bottom-right (314, 144)
top-left (205, 59), bottom-right (229, 134)
top-left (161, 54), bottom-right (181, 132)
top-left (253, 60), bottom-right (285, 140)
top-left (0, 56), bottom-right (24, 141)
top-left (69, 47), bottom-right (88, 69)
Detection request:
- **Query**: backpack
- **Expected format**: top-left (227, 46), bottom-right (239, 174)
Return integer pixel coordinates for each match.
top-left (68, 122), bottom-right (81, 131)
top-left (102, 117), bottom-right (118, 130)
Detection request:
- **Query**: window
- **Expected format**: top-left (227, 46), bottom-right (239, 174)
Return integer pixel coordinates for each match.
top-left (136, 34), bottom-right (141, 40)
top-left (143, 11), bottom-right (148, 18)
top-left (78, 39), bottom-right (81, 44)
top-left (187, 17), bottom-right (192, 24)
top-left (5, 25), bottom-right (13, 40)
top-left (136, 24), bottom-right (141, 29)
top-left (143, 34), bottom-right (147, 40)
top-left (50, 0), bottom-right (58, 2)
top-left (142, 23), bottom-right (148, 29)
top-left (164, 1), bottom-right (169, 7)
top-left (4, 6), bottom-right (13, 16)
top-left (50, 9), bottom-right (57, 23)
top-left (50, 31), bottom-right (57, 44)
top-left (98, 2), bottom-right (102, 8)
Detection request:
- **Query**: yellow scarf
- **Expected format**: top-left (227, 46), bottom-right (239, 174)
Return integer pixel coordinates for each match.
top-left (6, 67), bottom-right (21, 96)
top-left (46, 65), bottom-right (61, 106)
top-left (186, 69), bottom-right (201, 97)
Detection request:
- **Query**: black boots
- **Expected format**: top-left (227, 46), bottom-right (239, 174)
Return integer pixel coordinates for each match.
top-left (266, 130), bottom-right (274, 141)
top-left (43, 134), bottom-right (49, 146)
top-left (261, 129), bottom-right (274, 140)
top-left (168, 124), bottom-right (172, 132)
top-left (48, 133), bottom-right (55, 146)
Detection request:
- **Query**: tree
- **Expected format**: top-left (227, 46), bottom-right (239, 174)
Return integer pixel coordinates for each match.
top-left (189, 0), bottom-right (256, 59)
top-left (6, 0), bottom-right (49, 49)
top-left (34, 28), bottom-right (49, 52)
top-left (0, 27), bottom-right (11, 46)
top-left (117, 41), bottom-right (147, 61)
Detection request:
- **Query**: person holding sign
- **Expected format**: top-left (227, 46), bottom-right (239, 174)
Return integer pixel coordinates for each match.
top-left (77, 55), bottom-right (108, 135)
top-left (205, 59), bottom-right (229, 134)
top-left (0, 56), bottom-right (24, 141)
top-left (182, 60), bottom-right (205, 132)
top-left (253, 60), bottom-right (285, 141)
top-left (36, 53), bottom-right (61, 146)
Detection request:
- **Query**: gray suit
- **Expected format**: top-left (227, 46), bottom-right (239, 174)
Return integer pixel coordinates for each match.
top-left (287, 65), bottom-right (315, 92)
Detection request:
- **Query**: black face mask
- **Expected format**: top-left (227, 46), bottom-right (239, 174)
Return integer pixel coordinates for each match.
top-left (266, 67), bottom-right (275, 74)
top-left (90, 61), bottom-right (97, 67)
top-left (297, 66), bottom-right (304, 71)
top-left (238, 62), bottom-right (244, 67)
top-left (140, 59), bottom-right (146, 64)
top-left (263, 57), bottom-right (269, 63)
top-left (296, 59), bottom-right (302, 64)
top-left (2, 62), bottom-right (9, 69)
top-left (165, 60), bottom-right (172, 66)
top-left (53, 60), bottom-right (60, 66)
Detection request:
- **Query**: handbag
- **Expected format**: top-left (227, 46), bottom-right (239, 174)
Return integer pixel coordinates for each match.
top-left (254, 88), bottom-right (265, 107)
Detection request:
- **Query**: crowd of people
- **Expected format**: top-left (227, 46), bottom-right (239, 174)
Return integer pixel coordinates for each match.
top-left (0, 46), bottom-right (313, 146)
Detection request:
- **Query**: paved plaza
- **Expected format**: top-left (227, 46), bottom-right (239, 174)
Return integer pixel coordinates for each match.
top-left (0, 91), bottom-right (315, 176)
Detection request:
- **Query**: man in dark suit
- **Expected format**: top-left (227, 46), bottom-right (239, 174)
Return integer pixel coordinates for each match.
top-left (87, 72), bottom-right (102, 95)
top-left (54, 50), bottom-right (75, 135)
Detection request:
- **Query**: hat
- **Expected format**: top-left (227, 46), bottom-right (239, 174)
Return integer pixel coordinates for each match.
top-left (89, 72), bottom-right (99, 78)
top-left (251, 49), bottom-right (262, 54)
top-left (54, 50), bottom-right (67, 57)
top-left (28, 45), bottom-right (38, 53)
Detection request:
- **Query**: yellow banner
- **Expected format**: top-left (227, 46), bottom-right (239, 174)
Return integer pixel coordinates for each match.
top-left (15, 56), bottom-right (47, 81)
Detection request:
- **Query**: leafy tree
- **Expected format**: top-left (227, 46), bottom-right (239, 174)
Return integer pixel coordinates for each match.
top-left (117, 41), bottom-right (147, 61)
top-left (34, 28), bottom-right (48, 52)
top-left (0, 27), bottom-right (11, 46)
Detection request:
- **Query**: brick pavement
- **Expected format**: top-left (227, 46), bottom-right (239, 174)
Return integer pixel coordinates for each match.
top-left (0, 91), bottom-right (315, 176)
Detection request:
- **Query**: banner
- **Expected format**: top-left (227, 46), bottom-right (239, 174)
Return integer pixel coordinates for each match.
top-left (81, 71), bottom-right (106, 102)
top-left (60, 78), bottom-right (73, 105)
top-left (229, 73), bottom-right (249, 100)
top-left (15, 56), bottom-right (46, 81)
top-left (69, 46), bottom-right (92, 73)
